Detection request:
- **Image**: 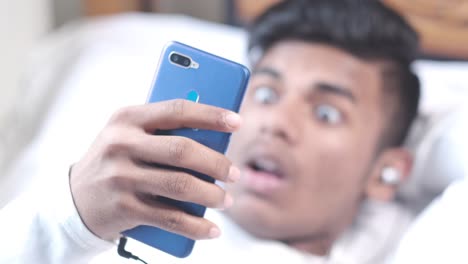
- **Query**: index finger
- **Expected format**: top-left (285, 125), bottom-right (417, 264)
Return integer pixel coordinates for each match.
top-left (113, 99), bottom-right (242, 133)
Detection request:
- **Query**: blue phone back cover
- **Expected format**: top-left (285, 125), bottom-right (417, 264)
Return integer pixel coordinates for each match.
top-left (122, 41), bottom-right (250, 258)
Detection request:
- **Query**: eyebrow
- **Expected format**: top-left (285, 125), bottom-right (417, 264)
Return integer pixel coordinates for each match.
top-left (252, 67), bottom-right (281, 79)
top-left (313, 82), bottom-right (357, 104)
top-left (253, 67), bottom-right (356, 103)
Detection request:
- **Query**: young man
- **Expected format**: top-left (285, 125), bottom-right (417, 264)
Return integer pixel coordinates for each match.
top-left (0, 0), bottom-right (420, 263)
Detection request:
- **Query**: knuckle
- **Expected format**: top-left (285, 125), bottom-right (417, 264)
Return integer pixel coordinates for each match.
top-left (216, 111), bottom-right (228, 129)
top-left (104, 162), bottom-right (134, 189)
top-left (162, 211), bottom-right (185, 232)
top-left (168, 99), bottom-right (186, 117)
top-left (107, 173), bottom-right (134, 191)
top-left (167, 137), bottom-right (191, 163)
top-left (165, 173), bottom-right (191, 196)
top-left (109, 106), bottom-right (135, 124)
top-left (114, 194), bottom-right (133, 217)
top-left (101, 129), bottom-right (131, 157)
top-left (213, 156), bottom-right (231, 180)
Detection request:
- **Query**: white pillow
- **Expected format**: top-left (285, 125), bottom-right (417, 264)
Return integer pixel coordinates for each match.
top-left (399, 61), bottom-right (468, 213)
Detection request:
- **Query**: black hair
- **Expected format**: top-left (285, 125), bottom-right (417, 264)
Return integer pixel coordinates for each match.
top-left (248, 0), bottom-right (420, 147)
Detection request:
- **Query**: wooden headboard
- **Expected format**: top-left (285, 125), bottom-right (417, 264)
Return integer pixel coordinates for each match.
top-left (83, 0), bottom-right (468, 60)
top-left (233, 0), bottom-right (468, 60)
top-left (383, 0), bottom-right (468, 60)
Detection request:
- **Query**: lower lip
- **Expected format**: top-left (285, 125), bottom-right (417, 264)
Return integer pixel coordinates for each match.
top-left (240, 167), bottom-right (285, 194)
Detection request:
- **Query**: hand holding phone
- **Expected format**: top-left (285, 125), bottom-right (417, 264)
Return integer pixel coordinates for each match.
top-left (122, 41), bottom-right (250, 257)
top-left (69, 41), bottom-right (249, 258)
top-left (70, 100), bottom-right (242, 244)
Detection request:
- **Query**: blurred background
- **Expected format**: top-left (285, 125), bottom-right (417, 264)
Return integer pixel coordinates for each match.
top-left (1, 0), bottom-right (468, 208)
top-left (2, 0), bottom-right (467, 116)
top-left (2, 0), bottom-right (468, 116)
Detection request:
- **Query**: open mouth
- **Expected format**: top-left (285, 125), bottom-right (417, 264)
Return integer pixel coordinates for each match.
top-left (242, 156), bottom-right (286, 194)
top-left (247, 157), bottom-right (284, 179)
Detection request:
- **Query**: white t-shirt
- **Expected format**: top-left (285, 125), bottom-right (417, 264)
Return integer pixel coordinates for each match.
top-left (0, 164), bottom-right (112, 264)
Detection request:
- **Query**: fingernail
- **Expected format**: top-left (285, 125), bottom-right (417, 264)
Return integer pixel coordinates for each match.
top-left (209, 227), bottom-right (221, 238)
top-left (225, 112), bottom-right (241, 129)
top-left (228, 166), bottom-right (241, 182)
top-left (223, 193), bottom-right (234, 209)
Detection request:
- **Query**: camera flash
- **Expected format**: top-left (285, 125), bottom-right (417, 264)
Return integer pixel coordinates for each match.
top-left (190, 61), bottom-right (199, 69)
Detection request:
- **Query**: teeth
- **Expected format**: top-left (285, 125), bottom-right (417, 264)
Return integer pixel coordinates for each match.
top-left (254, 157), bottom-right (278, 173)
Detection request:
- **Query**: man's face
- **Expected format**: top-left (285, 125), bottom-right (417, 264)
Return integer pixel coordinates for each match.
top-left (226, 41), bottom-right (387, 246)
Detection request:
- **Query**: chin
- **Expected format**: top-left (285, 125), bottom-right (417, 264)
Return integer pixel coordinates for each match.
top-left (225, 192), bottom-right (285, 240)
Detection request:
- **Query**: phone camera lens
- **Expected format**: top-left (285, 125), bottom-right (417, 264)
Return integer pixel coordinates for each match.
top-left (171, 53), bottom-right (180, 62)
top-left (170, 53), bottom-right (191, 67)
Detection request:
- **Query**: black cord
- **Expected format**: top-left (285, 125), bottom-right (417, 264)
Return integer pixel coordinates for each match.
top-left (118, 236), bottom-right (149, 264)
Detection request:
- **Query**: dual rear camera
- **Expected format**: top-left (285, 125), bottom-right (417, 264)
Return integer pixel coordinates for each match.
top-left (170, 52), bottom-right (191, 67)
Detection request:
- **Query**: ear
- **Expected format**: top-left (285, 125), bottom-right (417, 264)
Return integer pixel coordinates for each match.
top-left (365, 148), bottom-right (413, 202)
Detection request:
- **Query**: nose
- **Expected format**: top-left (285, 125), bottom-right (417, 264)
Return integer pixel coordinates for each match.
top-left (259, 97), bottom-right (303, 144)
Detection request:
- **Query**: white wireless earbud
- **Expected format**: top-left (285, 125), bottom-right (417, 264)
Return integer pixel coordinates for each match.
top-left (380, 167), bottom-right (401, 185)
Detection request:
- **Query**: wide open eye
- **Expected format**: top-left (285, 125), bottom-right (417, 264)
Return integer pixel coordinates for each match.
top-left (253, 86), bottom-right (279, 105)
top-left (314, 104), bottom-right (343, 125)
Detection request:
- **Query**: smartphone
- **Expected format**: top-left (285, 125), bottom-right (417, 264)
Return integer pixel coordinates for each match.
top-left (122, 41), bottom-right (250, 258)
